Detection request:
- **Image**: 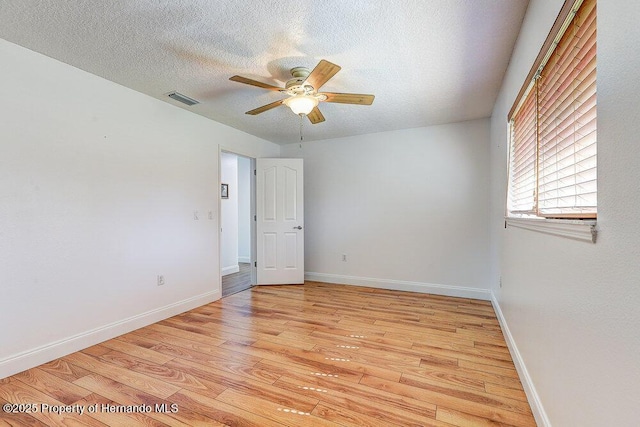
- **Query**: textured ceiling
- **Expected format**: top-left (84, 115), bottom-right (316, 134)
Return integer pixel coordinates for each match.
top-left (0, 0), bottom-right (529, 144)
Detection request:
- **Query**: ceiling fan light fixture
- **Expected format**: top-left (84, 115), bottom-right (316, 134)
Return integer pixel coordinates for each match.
top-left (284, 95), bottom-right (318, 115)
top-left (229, 60), bottom-right (374, 125)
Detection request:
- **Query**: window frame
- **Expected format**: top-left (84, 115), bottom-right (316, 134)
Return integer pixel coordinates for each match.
top-left (506, 0), bottom-right (597, 239)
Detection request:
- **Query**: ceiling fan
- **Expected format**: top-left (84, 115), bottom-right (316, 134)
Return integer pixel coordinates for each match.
top-left (229, 60), bottom-right (374, 124)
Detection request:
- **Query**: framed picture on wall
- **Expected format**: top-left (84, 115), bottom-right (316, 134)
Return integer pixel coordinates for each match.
top-left (221, 183), bottom-right (229, 199)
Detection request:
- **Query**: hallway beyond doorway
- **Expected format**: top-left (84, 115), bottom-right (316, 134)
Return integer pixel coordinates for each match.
top-left (222, 262), bottom-right (251, 297)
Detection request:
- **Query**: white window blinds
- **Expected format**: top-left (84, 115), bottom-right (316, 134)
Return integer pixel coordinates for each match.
top-left (508, 87), bottom-right (537, 215)
top-left (537, 0), bottom-right (597, 217)
top-left (507, 0), bottom-right (596, 219)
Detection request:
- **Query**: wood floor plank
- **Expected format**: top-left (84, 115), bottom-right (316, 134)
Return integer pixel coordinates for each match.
top-left (411, 342), bottom-right (516, 368)
top-left (0, 379), bottom-right (106, 427)
top-left (112, 332), bottom-right (161, 350)
top-left (359, 375), bottom-right (535, 427)
top-left (132, 329), bottom-right (233, 358)
top-left (158, 318), bottom-right (268, 356)
top-left (278, 330), bottom-right (425, 367)
top-left (474, 341), bottom-right (511, 354)
top-left (372, 318), bottom-right (461, 336)
top-left (72, 374), bottom-right (196, 427)
top-left (13, 367), bottom-right (92, 405)
top-left (254, 357), bottom-right (441, 425)
top-left (400, 374), bottom-right (532, 415)
top-left (457, 359), bottom-right (520, 379)
top-left (313, 400), bottom-right (461, 427)
top-left (163, 318), bottom-right (318, 351)
top-left (286, 318), bottom-right (387, 338)
top-left (328, 301), bottom-right (427, 320)
top-left (38, 359), bottom-right (92, 383)
top-left (248, 333), bottom-right (318, 351)
top-left (139, 323), bottom-right (226, 347)
top-left (170, 389), bottom-right (284, 427)
top-left (98, 350), bottom-right (225, 395)
top-left (148, 342), bottom-right (276, 384)
top-left (253, 358), bottom-right (363, 387)
top-left (416, 353), bottom-right (460, 369)
top-left (273, 373), bottom-right (441, 426)
top-left (485, 382), bottom-right (529, 402)
top-left (312, 401), bottom-right (413, 427)
top-left (436, 406), bottom-right (518, 427)
top-left (63, 352), bottom-right (180, 399)
top-left (219, 341), bottom-right (365, 383)
top-left (325, 330), bottom-right (476, 366)
top-left (139, 338), bottom-right (280, 385)
top-left (454, 329), bottom-right (513, 346)
top-left (251, 340), bottom-right (402, 382)
top-left (216, 388), bottom-right (342, 427)
top-left (77, 393), bottom-right (169, 427)
top-left (401, 370), bottom-right (486, 393)
top-left (399, 364), bottom-right (525, 391)
top-left (81, 344), bottom-right (112, 357)
top-left (163, 358), bottom-right (319, 413)
top-left (384, 330), bottom-right (476, 348)
top-left (0, 282), bottom-right (535, 426)
top-left (309, 329), bottom-right (416, 349)
top-left (0, 394), bottom-right (46, 426)
top-left (186, 311), bottom-right (292, 334)
top-left (156, 319), bottom-right (260, 364)
top-left (101, 339), bottom-right (175, 365)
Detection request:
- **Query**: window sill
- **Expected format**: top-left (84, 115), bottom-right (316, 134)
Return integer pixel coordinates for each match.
top-left (505, 217), bottom-right (597, 243)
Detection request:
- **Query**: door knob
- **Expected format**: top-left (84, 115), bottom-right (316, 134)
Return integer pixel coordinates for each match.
top-left (293, 226), bottom-right (303, 230)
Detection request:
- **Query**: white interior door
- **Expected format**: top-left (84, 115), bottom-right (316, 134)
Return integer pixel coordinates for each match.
top-left (256, 158), bottom-right (304, 285)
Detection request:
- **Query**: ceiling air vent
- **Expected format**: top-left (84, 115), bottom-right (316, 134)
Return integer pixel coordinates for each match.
top-left (167, 91), bottom-right (199, 106)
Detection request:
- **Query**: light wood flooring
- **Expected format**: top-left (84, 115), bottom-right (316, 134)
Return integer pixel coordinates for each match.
top-left (222, 263), bottom-right (252, 297)
top-left (0, 282), bottom-right (536, 426)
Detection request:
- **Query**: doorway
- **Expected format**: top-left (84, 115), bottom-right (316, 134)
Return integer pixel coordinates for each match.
top-left (221, 152), bottom-right (255, 297)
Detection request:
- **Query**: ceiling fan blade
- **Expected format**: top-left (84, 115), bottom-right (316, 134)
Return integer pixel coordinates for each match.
top-left (304, 60), bottom-right (341, 91)
top-left (321, 92), bottom-right (375, 105)
top-left (307, 107), bottom-right (325, 124)
top-left (229, 75), bottom-right (283, 91)
top-left (246, 100), bottom-right (284, 115)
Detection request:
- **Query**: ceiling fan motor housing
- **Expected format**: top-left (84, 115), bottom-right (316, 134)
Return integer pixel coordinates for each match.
top-left (285, 80), bottom-right (314, 95)
top-left (285, 67), bottom-right (315, 96)
top-left (290, 67), bottom-right (310, 78)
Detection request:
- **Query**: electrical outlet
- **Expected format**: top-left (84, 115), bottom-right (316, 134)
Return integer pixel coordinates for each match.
top-left (342, 254), bottom-right (347, 262)
top-left (193, 211), bottom-right (199, 220)
top-left (208, 211), bottom-right (213, 220)
top-left (157, 275), bottom-right (165, 286)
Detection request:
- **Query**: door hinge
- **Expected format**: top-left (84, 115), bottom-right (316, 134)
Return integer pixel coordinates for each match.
top-left (254, 261), bottom-right (257, 267)
top-left (254, 169), bottom-right (256, 175)
top-left (254, 215), bottom-right (257, 221)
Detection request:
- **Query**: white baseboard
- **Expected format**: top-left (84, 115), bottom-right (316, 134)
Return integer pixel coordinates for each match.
top-left (305, 272), bottom-right (491, 301)
top-left (238, 256), bottom-right (251, 264)
top-left (491, 292), bottom-right (550, 427)
top-left (222, 265), bottom-right (240, 276)
top-left (0, 290), bottom-right (220, 379)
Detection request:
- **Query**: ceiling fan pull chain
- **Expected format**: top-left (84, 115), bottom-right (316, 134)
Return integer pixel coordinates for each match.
top-left (299, 112), bottom-right (304, 144)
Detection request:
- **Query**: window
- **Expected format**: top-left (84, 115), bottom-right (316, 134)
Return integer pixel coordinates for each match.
top-left (507, 0), bottom-right (596, 219)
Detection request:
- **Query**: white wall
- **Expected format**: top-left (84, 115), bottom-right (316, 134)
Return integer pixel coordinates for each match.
top-left (221, 153), bottom-right (239, 275)
top-left (237, 156), bottom-right (252, 264)
top-left (281, 120), bottom-right (491, 299)
top-left (0, 39), bottom-right (279, 378)
top-left (489, 1), bottom-right (640, 425)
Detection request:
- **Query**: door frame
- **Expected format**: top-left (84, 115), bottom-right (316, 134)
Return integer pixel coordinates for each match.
top-left (218, 147), bottom-right (257, 293)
